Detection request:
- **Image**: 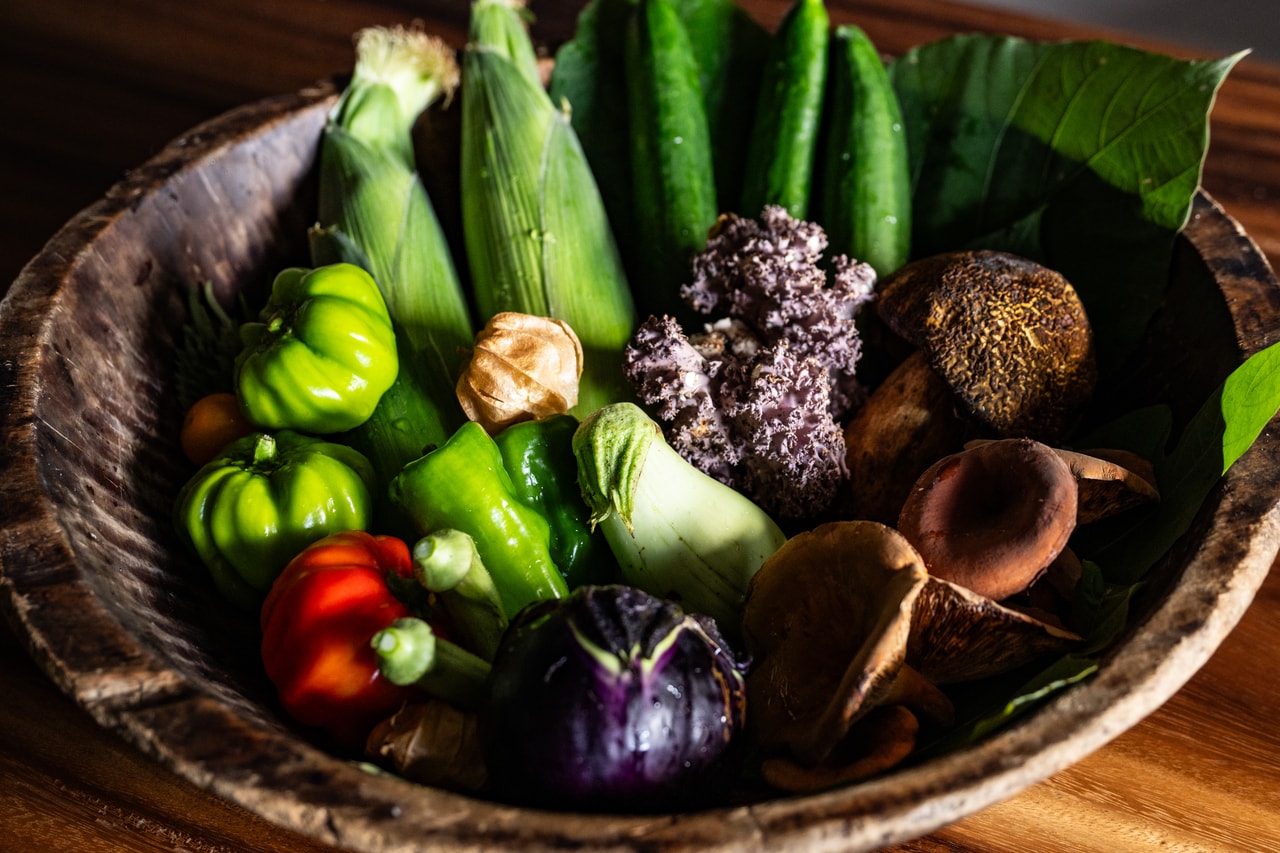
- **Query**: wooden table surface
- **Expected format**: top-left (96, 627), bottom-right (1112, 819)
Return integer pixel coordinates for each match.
top-left (3, 1), bottom-right (1279, 851)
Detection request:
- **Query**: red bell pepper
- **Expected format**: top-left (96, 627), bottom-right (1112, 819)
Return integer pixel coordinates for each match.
top-left (260, 529), bottom-right (422, 751)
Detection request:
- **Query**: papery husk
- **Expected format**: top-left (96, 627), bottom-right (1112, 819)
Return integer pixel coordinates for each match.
top-left (365, 699), bottom-right (487, 792)
top-left (456, 312), bottom-right (584, 434)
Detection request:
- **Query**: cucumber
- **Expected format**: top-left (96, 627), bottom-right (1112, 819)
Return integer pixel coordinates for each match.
top-left (819, 24), bottom-right (912, 277)
top-left (624, 0), bottom-right (719, 321)
top-left (740, 0), bottom-right (830, 219)
top-left (671, 0), bottom-right (770, 212)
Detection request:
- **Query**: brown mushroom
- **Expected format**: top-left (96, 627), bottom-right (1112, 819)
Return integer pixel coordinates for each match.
top-left (908, 576), bottom-right (1082, 685)
top-left (876, 250), bottom-right (1098, 442)
top-left (742, 521), bottom-right (932, 766)
top-left (843, 350), bottom-right (971, 524)
top-left (966, 439), bottom-right (1160, 524)
top-left (759, 705), bottom-right (922, 793)
top-left (897, 438), bottom-right (1078, 601)
top-left (1061, 447), bottom-right (1159, 523)
top-left (1022, 546), bottom-right (1084, 615)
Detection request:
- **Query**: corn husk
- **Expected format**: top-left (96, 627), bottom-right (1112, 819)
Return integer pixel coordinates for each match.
top-left (460, 0), bottom-right (637, 416)
top-left (312, 25), bottom-right (476, 489)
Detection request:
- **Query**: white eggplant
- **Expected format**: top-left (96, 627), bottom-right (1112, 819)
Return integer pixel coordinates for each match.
top-left (573, 402), bottom-right (787, 635)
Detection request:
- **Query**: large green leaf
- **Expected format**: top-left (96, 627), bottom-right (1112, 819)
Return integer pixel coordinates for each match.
top-left (890, 37), bottom-right (1244, 368)
top-left (1084, 338), bottom-right (1280, 584)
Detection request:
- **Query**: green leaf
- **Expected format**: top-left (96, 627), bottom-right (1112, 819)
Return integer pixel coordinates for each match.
top-left (1087, 338), bottom-right (1280, 584)
top-left (968, 656), bottom-right (1100, 741)
top-left (1069, 560), bottom-right (1143, 654)
top-left (174, 281), bottom-right (248, 413)
top-left (914, 655), bottom-right (1099, 757)
top-left (890, 37), bottom-right (1244, 368)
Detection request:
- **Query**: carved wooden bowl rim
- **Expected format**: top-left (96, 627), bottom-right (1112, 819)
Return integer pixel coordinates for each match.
top-left (2, 83), bottom-right (1278, 852)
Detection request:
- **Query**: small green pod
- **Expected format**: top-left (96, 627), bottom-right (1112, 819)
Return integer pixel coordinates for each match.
top-left (740, 0), bottom-right (830, 219)
top-left (234, 264), bottom-right (398, 435)
top-left (173, 430), bottom-right (375, 609)
top-left (819, 24), bottom-right (912, 278)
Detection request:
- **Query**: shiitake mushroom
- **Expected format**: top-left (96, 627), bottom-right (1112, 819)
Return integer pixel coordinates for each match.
top-left (845, 250), bottom-right (1098, 523)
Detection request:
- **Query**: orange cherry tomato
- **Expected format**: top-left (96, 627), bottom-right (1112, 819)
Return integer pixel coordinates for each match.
top-left (181, 392), bottom-right (255, 466)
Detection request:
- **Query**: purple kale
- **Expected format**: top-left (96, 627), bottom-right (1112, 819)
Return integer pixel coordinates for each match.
top-left (624, 320), bottom-right (848, 519)
top-left (719, 342), bottom-right (849, 519)
top-left (625, 315), bottom-right (740, 484)
top-left (622, 207), bottom-right (874, 519)
top-left (682, 206), bottom-right (876, 419)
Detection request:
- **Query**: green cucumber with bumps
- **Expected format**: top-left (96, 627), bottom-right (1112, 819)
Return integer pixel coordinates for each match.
top-left (740, 0), bottom-right (830, 219)
top-left (624, 0), bottom-right (719, 322)
top-left (819, 24), bottom-right (912, 278)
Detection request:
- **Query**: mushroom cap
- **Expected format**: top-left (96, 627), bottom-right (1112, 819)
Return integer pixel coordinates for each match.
top-left (967, 439), bottom-right (1160, 525)
top-left (897, 437), bottom-right (1079, 601)
top-left (1066, 446), bottom-right (1160, 524)
top-left (876, 250), bottom-right (1097, 440)
top-left (742, 521), bottom-right (928, 766)
top-left (908, 577), bottom-right (1082, 685)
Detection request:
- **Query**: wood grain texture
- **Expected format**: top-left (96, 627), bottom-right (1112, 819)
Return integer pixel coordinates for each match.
top-left (2, 1), bottom-right (1279, 852)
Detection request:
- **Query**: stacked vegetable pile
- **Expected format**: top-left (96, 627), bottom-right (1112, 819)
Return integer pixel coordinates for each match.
top-left (170, 0), bottom-right (1280, 812)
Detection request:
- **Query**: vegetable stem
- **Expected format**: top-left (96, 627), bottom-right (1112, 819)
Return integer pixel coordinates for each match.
top-left (372, 617), bottom-right (491, 710)
top-left (412, 529), bottom-right (508, 661)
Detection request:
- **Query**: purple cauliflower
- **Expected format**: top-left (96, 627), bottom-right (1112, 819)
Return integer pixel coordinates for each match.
top-left (623, 207), bottom-right (876, 519)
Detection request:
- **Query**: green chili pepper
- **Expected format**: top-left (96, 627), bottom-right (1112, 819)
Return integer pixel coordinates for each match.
top-left (389, 421), bottom-right (569, 619)
top-left (493, 414), bottom-right (615, 589)
top-left (234, 263), bottom-right (399, 435)
top-left (173, 430), bottom-right (375, 609)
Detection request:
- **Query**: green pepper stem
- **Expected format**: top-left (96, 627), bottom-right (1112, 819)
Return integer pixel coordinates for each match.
top-left (413, 528), bottom-right (482, 590)
top-left (372, 617), bottom-right (491, 710)
top-left (251, 432), bottom-right (277, 466)
top-left (412, 530), bottom-right (509, 662)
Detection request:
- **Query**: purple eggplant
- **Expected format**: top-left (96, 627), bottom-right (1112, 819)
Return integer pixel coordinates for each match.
top-left (482, 584), bottom-right (749, 811)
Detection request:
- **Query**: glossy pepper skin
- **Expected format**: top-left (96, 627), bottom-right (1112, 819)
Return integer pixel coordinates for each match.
top-left (389, 420), bottom-right (569, 619)
top-left (174, 430), bottom-right (374, 609)
top-left (260, 530), bottom-right (420, 751)
top-left (493, 414), bottom-right (615, 588)
top-left (235, 263), bottom-right (399, 434)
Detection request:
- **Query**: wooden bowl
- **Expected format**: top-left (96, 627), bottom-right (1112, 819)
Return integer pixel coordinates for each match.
top-left (2, 83), bottom-right (1279, 853)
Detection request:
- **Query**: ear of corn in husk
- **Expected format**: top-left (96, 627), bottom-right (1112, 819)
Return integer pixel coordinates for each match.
top-left (467, 0), bottom-right (542, 85)
top-left (311, 24), bottom-right (476, 495)
top-left (460, 0), bottom-right (637, 416)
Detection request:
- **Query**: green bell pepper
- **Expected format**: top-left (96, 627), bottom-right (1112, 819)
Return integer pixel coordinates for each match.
top-left (493, 415), bottom-right (615, 589)
top-left (235, 263), bottom-right (398, 434)
top-left (389, 421), bottom-right (569, 619)
top-left (174, 429), bottom-right (375, 609)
